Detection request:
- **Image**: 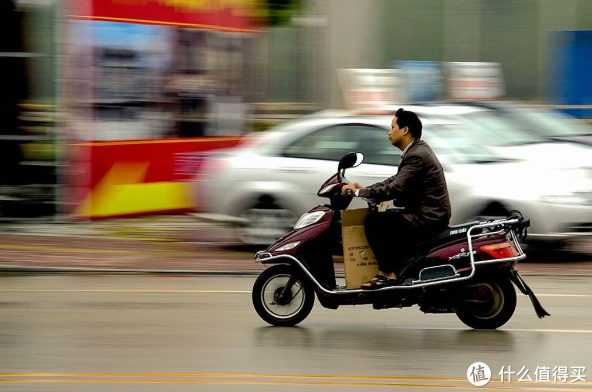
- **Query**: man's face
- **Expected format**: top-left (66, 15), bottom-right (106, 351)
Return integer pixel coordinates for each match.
top-left (388, 116), bottom-right (406, 146)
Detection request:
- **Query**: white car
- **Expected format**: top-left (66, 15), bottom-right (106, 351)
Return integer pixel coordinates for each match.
top-left (455, 101), bottom-right (592, 147)
top-left (417, 104), bottom-right (592, 171)
top-left (193, 109), bottom-right (592, 245)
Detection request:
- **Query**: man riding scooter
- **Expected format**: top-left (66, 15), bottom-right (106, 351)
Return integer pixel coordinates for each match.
top-left (341, 108), bottom-right (451, 289)
top-left (252, 143), bottom-right (548, 327)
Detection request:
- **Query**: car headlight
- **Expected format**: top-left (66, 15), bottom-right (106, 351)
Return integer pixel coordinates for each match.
top-left (541, 192), bottom-right (591, 205)
top-left (294, 211), bottom-right (326, 229)
top-left (275, 241), bottom-right (300, 251)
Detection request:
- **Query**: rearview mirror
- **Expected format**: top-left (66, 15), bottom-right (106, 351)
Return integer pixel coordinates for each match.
top-left (338, 152), bottom-right (364, 171)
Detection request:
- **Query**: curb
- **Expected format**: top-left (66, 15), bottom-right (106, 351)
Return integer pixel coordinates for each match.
top-left (0, 266), bottom-right (261, 276)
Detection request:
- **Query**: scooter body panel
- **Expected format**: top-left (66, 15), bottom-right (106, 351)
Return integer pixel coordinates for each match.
top-left (267, 205), bottom-right (336, 255)
top-left (398, 233), bottom-right (514, 280)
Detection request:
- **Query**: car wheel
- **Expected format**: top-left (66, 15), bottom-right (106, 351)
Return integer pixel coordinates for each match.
top-left (469, 202), bottom-right (509, 224)
top-left (236, 197), bottom-right (298, 245)
top-left (470, 206), bottom-right (533, 254)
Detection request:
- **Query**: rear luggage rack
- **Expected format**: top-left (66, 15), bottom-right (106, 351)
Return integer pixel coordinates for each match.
top-left (467, 217), bottom-right (527, 267)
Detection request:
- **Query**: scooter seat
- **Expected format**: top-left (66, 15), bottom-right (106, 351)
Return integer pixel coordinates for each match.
top-left (397, 222), bottom-right (482, 281)
top-left (420, 221), bottom-right (481, 249)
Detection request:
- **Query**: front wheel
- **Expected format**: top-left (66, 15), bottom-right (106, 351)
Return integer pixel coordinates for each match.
top-left (252, 264), bottom-right (315, 326)
top-left (456, 277), bottom-right (516, 330)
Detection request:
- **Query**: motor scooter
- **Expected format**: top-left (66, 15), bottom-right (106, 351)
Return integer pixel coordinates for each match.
top-left (252, 152), bottom-right (549, 329)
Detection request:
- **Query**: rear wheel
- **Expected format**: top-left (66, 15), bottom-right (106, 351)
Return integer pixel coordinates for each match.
top-left (252, 264), bottom-right (315, 326)
top-left (456, 277), bottom-right (516, 329)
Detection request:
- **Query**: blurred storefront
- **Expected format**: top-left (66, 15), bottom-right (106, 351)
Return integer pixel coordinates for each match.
top-left (63, 0), bottom-right (262, 219)
top-left (0, 0), bottom-right (58, 220)
top-left (6, 0), bottom-right (592, 220)
top-left (301, 0), bottom-right (592, 109)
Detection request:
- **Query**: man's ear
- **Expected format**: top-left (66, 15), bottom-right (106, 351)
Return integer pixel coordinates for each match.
top-left (402, 126), bottom-right (409, 135)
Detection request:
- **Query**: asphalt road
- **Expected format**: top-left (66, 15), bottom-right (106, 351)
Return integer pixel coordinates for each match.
top-left (0, 274), bottom-right (591, 391)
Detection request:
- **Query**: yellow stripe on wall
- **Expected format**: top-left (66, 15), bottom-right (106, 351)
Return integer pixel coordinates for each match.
top-left (75, 182), bottom-right (194, 218)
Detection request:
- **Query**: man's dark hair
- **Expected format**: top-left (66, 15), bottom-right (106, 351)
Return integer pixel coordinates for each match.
top-left (396, 108), bottom-right (422, 139)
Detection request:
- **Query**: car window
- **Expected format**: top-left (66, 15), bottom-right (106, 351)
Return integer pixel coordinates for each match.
top-left (459, 112), bottom-right (545, 147)
top-left (282, 124), bottom-right (401, 166)
top-left (509, 110), bottom-right (592, 138)
top-left (423, 124), bottom-right (506, 164)
top-left (354, 125), bottom-right (401, 165)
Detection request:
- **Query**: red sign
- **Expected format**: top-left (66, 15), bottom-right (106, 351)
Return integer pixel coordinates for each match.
top-left (67, 137), bottom-right (244, 219)
top-left (69, 0), bottom-right (262, 33)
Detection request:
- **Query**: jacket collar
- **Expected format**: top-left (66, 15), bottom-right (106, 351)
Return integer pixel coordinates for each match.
top-left (401, 139), bottom-right (418, 157)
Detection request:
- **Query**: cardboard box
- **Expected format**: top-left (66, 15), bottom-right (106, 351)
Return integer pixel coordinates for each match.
top-left (341, 208), bottom-right (379, 288)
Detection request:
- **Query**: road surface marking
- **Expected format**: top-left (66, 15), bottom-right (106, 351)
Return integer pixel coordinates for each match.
top-left (0, 373), bottom-right (468, 380)
top-left (0, 373), bottom-right (588, 390)
top-left (537, 294), bottom-right (592, 298)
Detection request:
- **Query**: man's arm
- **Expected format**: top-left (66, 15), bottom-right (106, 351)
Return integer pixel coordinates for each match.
top-left (357, 155), bottom-right (422, 202)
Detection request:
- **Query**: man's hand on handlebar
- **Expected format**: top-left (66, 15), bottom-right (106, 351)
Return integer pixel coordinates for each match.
top-left (341, 182), bottom-right (365, 196)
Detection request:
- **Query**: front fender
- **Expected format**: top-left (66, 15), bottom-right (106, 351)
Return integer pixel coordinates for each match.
top-left (255, 253), bottom-right (300, 267)
top-left (255, 255), bottom-right (314, 285)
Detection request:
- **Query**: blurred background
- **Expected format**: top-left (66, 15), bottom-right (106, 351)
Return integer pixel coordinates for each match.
top-left (1, 0), bottom-right (592, 242)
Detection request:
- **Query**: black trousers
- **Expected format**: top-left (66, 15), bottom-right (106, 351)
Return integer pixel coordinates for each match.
top-left (364, 211), bottom-right (424, 276)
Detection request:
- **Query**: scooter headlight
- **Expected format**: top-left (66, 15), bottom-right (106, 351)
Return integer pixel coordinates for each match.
top-left (294, 211), bottom-right (326, 229)
top-left (318, 183), bottom-right (337, 195)
top-left (275, 241), bottom-right (301, 252)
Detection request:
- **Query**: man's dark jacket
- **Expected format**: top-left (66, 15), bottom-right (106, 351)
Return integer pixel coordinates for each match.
top-left (357, 139), bottom-right (451, 229)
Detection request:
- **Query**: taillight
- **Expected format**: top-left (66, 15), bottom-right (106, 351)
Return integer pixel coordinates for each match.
top-left (480, 241), bottom-right (518, 259)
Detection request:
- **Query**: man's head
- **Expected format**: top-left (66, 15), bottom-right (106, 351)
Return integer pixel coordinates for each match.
top-left (389, 108), bottom-right (422, 149)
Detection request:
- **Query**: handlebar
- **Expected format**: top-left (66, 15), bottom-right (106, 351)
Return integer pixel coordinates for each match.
top-left (343, 187), bottom-right (380, 211)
